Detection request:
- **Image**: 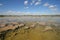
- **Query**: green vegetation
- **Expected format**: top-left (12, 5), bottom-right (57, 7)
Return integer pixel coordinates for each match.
top-left (0, 15), bottom-right (5, 17)
top-left (0, 15), bottom-right (60, 17)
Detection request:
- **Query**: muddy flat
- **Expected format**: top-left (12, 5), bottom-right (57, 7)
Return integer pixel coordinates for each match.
top-left (0, 21), bottom-right (60, 40)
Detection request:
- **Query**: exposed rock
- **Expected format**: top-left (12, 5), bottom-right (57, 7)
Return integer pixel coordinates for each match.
top-left (30, 23), bottom-right (36, 28)
top-left (0, 23), bottom-right (25, 32)
top-left (18, 23), bottom-right (25, 27)
top-left (24, 26), bottom-right (30, 30)
top-left (37, 22), bottom-right (46, 26)
top-left (10, 22), bottom-right (19, 25)
top-left (42, 26), bottom-right (53, 32)
top-left (53, 23), bottom-right (59, 27)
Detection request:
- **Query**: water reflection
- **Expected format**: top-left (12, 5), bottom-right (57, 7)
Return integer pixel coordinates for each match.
top-left (0, 17), bottom-right (60, 23)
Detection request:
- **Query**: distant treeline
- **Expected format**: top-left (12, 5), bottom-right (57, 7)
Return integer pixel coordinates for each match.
top-left (0, 15), bottom-right (60, 17)
top-left (0, 15), bottom-right (5, 17)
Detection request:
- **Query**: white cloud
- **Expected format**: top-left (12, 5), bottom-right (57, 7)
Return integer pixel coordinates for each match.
top-left (49, 5), bottom-right (57, 10)
top-left (24, 0), bottom-right (28, 5)
top-left (43, 3), bottom-right (57, 10)
top-left (31, 0), bottom-right (41, 5)
top-left (35, 0), bottom-right (42, 5)
top-left (5, 10), bottom-right (21, 15)
top-left (49, 5), bottom-right (56, 8)
top-left (3, 10), bottom-right (32, 15)
top-left (35, 2), bottom-right (40, 5)
top-left (43, 3), bottom-right (49, 6)
top-left (0, 3), bottom-right (3, 6)
top-left (30, 0), bottom-right (35, 5)
top-left (1, 10), bottom-right (41, 15)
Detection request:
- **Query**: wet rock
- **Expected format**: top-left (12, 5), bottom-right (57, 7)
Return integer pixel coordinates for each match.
top-left (5, 23), bottom-right (10, 26)
top-left (0, 23), bottom-right (10, 28)
top-left (0, 23), bottom-right (25, 32)
top-left (13, 23), bottom-right (25, 31)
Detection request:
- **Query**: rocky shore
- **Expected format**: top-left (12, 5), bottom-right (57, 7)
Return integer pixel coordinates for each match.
top-left (0, 22), bottom-right (60, 40)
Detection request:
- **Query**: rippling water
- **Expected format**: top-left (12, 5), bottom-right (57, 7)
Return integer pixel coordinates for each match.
top-left (0, 17), bottom-right (60, 23)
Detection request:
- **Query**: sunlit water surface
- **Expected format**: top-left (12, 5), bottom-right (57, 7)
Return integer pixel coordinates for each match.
top-left (0, 17), bottom-right (60, 23)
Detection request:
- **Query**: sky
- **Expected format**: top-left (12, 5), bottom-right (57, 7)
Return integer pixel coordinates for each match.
top-left (0, 0), bottom-right (60, 15)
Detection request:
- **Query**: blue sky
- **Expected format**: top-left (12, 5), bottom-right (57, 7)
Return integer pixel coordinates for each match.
top-left (0, 0), bottom-right (60, 15)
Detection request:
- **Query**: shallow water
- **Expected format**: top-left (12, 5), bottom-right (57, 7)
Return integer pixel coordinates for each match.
top-left (0, 17), bottom-right (60, 23)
